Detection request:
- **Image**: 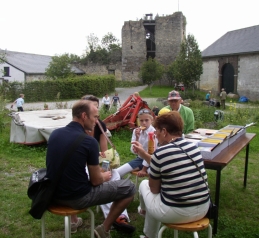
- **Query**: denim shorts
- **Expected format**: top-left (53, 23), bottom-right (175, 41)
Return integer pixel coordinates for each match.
top-left (128, 157), bottom-right (144, 170)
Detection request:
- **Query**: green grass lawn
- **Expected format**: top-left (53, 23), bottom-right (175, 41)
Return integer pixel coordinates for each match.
top-left (0, 87), bottom-right (259, 237)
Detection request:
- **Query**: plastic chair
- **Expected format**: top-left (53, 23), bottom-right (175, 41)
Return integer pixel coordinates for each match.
top-left (158, 217), bottom-right (212, 238)
top-left (41, 204), bottom-right (94, 238)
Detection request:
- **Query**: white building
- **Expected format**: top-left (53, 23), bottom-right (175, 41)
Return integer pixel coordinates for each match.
top-left (0, 50), bottom-right (84, 84)
top-left (200, 25), bottom-right (259, 101)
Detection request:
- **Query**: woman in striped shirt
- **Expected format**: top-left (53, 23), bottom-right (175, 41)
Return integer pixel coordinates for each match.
top-left (132, 111), bottom-right (210, 238)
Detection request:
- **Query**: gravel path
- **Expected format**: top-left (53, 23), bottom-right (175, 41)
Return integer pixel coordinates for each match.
top-left (6, 85), bottom-right (251, 111)
top-left (6, 85), bottom-right (152, 111)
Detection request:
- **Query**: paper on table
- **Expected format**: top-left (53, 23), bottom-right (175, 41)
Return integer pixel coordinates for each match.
top-left (194, 128), bottom-right (218, 135)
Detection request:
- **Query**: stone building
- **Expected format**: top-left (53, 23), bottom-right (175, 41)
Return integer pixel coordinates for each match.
top-left (200, 25), bottom-right (259, 101)
top-left (121, 11), bottom-right (186, 81)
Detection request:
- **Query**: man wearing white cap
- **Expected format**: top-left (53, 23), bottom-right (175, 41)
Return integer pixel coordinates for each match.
top-left (158, 90), bottom-right (194, 134)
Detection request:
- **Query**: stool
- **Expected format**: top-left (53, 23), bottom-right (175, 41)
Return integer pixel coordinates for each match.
top-left (158, 217), bottom-right (212, 238)
top-left (41, 205), bottom-right (95, 238)
top-left (129, 170), bottom-right (148, 200)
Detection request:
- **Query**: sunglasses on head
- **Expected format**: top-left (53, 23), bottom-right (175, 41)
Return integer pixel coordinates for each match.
top-left (138, 109), bottom-right (151, 115)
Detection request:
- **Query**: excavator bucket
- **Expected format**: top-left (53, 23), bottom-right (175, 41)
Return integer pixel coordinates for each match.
top-left (103, 94), bottom-right (155, 131)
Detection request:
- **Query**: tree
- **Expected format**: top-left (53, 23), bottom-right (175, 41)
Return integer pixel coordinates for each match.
top-left (87, 33), bottom-right (100, 52)
top-left (0, 50), bottom-right (7, 75)
top-left (68, 54), bottom-right (81, 64)
top-left (168, 34), bottom-right (203, 91)
top-left (139, 57), bottom-right (164, 92)
top-left (102, 33), bottom-right (122, 63)
top-left (0, 51), bottom-right (6, 64)
top-left (82, 32), bottom-right (121, 64)
top-left (101, 32), bottom-right (120, 51)
top-left (45, 54), bottom-right (75, 79)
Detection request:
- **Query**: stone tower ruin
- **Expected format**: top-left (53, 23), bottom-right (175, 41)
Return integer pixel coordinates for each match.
top-left (121, 11), bottom-right (186, 81)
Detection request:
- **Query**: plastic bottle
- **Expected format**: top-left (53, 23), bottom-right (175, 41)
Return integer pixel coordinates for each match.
top-left (148, 132), bottom-right (156, 154)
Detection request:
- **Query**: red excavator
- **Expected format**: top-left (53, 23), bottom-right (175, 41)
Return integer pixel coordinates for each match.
top-left (103, 94), bottom-right (155, 131)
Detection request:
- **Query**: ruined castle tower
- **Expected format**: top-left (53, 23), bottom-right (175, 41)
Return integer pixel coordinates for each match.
top-left (121, 11), bottom-right (186, 81)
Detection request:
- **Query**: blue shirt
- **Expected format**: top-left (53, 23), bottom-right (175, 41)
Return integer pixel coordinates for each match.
top-left (112, 96), bottom-right (120, 104)
top-left (16, 97), bottom-right (24, 107)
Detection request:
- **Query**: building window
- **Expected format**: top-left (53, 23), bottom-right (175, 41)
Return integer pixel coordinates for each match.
top-left (3, 67), bottom-right (10, 77)
top-left (108, 70), bottom-right (115, 75)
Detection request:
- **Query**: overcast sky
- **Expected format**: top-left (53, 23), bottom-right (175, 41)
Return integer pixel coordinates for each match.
top-left (1, 0), bottom-right (258, 57)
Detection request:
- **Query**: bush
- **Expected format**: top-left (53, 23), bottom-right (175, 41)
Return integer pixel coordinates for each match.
top-left (5, 75), bottom-right (116, 102)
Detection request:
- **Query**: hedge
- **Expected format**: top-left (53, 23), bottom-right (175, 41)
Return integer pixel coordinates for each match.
top-left (4, 75), bottom-right (116, 102)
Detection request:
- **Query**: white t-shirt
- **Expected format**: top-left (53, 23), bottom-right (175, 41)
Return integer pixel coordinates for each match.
top-left (102, 97), bottom-right (110, 105)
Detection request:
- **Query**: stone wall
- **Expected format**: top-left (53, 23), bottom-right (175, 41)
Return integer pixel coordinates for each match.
top-left (200, 53), bottom-right (259, 101)
top-left (199, 58), bottom-right (219, 93)
top-left (238, 54), bottom-right (259, 100)
top-left (155, 12), bottom-right (186, 65)
top-left (25, 74), bottom-right (47, 82)
top-left (121, 11), bottom-right (186, 81)
top-left (76, 63), bottom-right (122, 81)
top-left (121, 20), bottom-right (147, 81)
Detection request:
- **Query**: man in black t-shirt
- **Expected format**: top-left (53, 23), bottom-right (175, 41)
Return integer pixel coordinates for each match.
top-left (81, 95), bottom-right (135, 233)
top-left (46, 100), bottom-right (135, 237)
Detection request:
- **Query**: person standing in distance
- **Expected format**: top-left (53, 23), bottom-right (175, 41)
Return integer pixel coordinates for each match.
top-left (111, 92), bottom-right (121, 108)
top-left (220, 88), bottom-right (227, 109)
top-left (102, 93), bottom-right (111, 111)
top-left (205, 91), bottom-right (211, 101)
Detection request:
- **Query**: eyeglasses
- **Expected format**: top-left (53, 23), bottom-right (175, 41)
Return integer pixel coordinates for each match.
top-left (138, 109), bottom-right (151, 115)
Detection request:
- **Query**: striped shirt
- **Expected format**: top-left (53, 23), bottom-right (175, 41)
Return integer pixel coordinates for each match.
top-left (150, 138), bottom-right (209, 207)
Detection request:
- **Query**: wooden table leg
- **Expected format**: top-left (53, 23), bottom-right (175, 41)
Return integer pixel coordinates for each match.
top-left (244, 143), bottom-right (250, 187)
top-left (212, 168), bottom-right (221, 235)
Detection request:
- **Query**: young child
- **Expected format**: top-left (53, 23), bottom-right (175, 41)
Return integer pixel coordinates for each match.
top-left (111, 92), bottom-right (121, 107)
top-left (11, 94), bottom-right (25, 111)
top-left (116, 109), bottom-right (158, 178)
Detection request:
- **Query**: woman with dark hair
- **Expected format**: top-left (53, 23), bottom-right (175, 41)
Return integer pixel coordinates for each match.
top-left (81, 95), bottom-right (108, 155)
top-left (132, 111), bottom-right (210, 238)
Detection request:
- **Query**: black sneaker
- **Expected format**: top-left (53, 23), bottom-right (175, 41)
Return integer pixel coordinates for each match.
top-left (112, 215), bottom-right (135, 233)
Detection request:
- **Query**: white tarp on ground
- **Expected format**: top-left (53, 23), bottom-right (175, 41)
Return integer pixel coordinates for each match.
top-left (9, 109), bottom-right (72, 144)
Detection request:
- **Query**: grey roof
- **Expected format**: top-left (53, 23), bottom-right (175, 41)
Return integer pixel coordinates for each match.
top-left (0, 50), bottom-right (84, 74)
top-left (202, 25), bottom-right (259, 57)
